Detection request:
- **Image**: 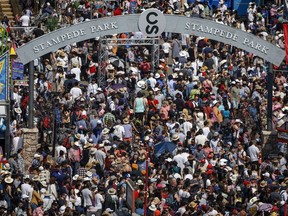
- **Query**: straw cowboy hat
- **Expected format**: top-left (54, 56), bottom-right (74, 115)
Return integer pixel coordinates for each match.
top-left (108, 188), bottom-right (116, 195)
top-left (3, 163), bottom-right (10, 171)
top-left (260, 181), bottom-right (267, 188)
top-left (56, 61), bottom-right (65, 67)
top-left (4, 176), bottom-right (14, 184)
top-left (75, 133), bottom-right (81, 140)
top-left (123, 118), bottom-right (129, 124)
top-left (46, 65), bottom-right (53, 71)
top-left (172, 134), bottom-right (180, 141)
top-left (102, 128), bottom-right (110, 135)
top-left (14, 107), bottom-right (22, 114)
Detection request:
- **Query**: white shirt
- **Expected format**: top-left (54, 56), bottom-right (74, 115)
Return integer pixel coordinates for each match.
top-left (195, 134), bottom-right (208, 146)
top-left (173, 154), bottom-right (186, 170)
top-left (71, 67), bottom-right (81, 81)
top-left (21, 183), bottom-right (33, 200)
top-left (247, 144), bottom-right (259, 162)
top-left (70, 87), bottom-right (82, 100)
top-left (94, 193), bottom-right (104, 210)
top-left (162, 42), bottom-right (171, 54)
top-left (113, 125), bottom-right (125, 140)
top-left (182, 121), bottom-right (192, 136)
top-left (56, 146), bottom-right (67, 158)
top-left (20, 15), bottom-right (30, 26)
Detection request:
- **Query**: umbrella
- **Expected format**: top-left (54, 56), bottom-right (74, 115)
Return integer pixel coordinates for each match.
top-left (109, 56), bottom-right (125, 69)
top-left (154, 142), bottom-right (177, 157)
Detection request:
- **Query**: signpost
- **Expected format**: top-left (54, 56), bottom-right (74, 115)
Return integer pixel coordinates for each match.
top-left (126, 179), bottom-right (135, 213)
top-left (12, 59), bottom-right (24, 80)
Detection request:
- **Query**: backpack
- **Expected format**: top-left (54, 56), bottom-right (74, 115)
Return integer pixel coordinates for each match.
top-left (43, 116), bottom-right (51, 129)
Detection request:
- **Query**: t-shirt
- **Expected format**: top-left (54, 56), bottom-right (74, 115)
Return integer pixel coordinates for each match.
top-left (82, 188), bottom-right (93, 207)
top-left (71, 67), bottom-right (81, 82)
top-left (70, 87), bottom-right (82, 100)
top-left (20, 15), bottom-right (30, 26)
top-left (162, 42), bottom-right (171, 54)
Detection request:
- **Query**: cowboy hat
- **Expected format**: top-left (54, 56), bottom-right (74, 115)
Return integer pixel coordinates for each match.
top-left (102, 128), bottom-right (110, 135)
top-left (32, 175), bottom-right (40, 181)
top-left (74, 141), bottom-right (81, 147)
top-left (260, 181), bottom-right (267, 188)
top-left (123, 118), bottom-right (129, 124)
top-left (46, 65), bottom-right (53, 71)
top-left (59, 51), bottom-right (66, 57)
top-left (84, 142), bottom-right (93, 149)
top-left (4, 176), bottom-right (13, 184)
top-left (74, 133), bottom-right (81, 140)
top-left (40, 181), bottom-right (47, 187)
top-left (83, 177), bottom-right (90, 182)
top-left (108, 188), bottom-right (116, 195)
top-left (189, 201), bottom-right (197, 208)
top-left (148, 204), bottom-right (157, 212)
top-left (136, 179), bottom-right (144, 185)
top-left (90, 148), bottom-right (97, 155)
top-left (155, 73), bottom-right (160, 79)
top-left (172, 134), bottom-right (179, 141)
top-left (86, 171), bottom-right (93, 177)
top-left (106, 64), bottom-right (115, 70)
top-left (72, 175), bottom-right (79, 181)
top-left (234, 119), bottom-right (243, 124)
top-left (56, 61), bottom-right (65, 67)
top-left (14, 107), bottom-right (22, 114)
top-left (137, 80), bottom-right (146, 88)
top-left (34, 153), bottom-right (41, 158)
top-left (3, 163), bottom-right (10, 171)
top-left (255, 85), bottom-right (262, 90)
top-left (212, 100), bottom-right (219, 106)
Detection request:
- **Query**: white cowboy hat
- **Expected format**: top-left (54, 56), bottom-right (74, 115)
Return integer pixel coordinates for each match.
top-left (14, 107), bottom-right (22, 114)
top-left (32, 175), bottom-right (40, 181)
top-left (153, 87), bottom-right (160, 92)
top-left (34, 153), bottom-right (41, 158)
top-left (74, 141), bottom-right (81, 147)
top-left (212, 100), bottom-right (219, 106)
top-left (40, 181), bottom-right (47, 187)
top-left (97, 87), bottom-right (103, 92)
top-left (90, 148), bottom-right (97, 155)
top-left (3, 163), bottom-right (10, 171)
top-left (86, 171), bottom-right (93, 177)
top-left (4, 176), bottom-right (14, 184)
top-left (249, 197), bottom-right (259, 205)
top-left (136, 179), bottom-right (144, 185)
top-left (72, 175), bottom-right (79, 181)
top-left (149, 204), bottom-right (157, 212)
top-left (106, 64), bottom-right (115, 70)
top-left (137, 80), bottom-right (146, 88)
top-left (83, 177), bottom-right (90, 182)
top-left (155, 73), bottom-right (160, 79)
top-left (234, 119), bottom-right (243, 124)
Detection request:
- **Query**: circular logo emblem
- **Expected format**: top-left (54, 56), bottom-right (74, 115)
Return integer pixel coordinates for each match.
top-left (138, 9), bottom-right (166, 37)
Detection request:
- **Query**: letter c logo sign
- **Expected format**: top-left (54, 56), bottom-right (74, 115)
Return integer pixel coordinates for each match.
top-left (138, 9), bottom-right (166, 37)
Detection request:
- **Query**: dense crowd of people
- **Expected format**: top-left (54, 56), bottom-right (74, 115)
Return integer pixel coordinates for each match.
top-left (1, 0), bottom-right (288, 215)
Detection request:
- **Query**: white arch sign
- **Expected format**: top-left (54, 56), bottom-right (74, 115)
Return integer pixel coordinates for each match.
top-left (16, 10), bottom-right (285, 66)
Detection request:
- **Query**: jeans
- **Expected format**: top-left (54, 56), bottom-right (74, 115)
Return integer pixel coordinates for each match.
top-left (72, 161), bottom-right (80, 176)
